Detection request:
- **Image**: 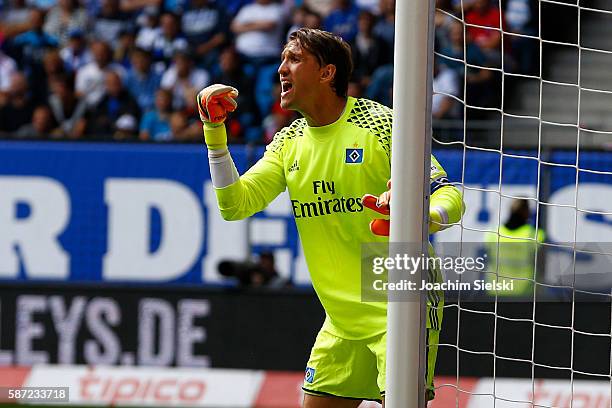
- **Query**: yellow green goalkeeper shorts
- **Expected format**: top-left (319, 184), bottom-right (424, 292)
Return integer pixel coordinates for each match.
top-left (302, 328), bottom-right (440, 402)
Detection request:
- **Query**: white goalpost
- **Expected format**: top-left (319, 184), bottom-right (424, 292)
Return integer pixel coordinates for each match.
top-left (385, 0), bottom-right (436, 407)
top-left (388, 0), bottom-right (612, 407)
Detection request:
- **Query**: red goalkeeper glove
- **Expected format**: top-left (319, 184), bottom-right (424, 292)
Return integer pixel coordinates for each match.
top-left (197, 84), bottom-right (239, 150)
top-left (197, 84), bottom-right (239, 124)
top-left (363, 179), bottom-right (445, 236)
top-left (362, 179), bottom-right (391, 236)
top-left (362, 193), bottom-right (390, 236)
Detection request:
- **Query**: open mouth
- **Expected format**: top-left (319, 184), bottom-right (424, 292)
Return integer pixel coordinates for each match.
top-left (281, 81), bottom-right (293, 96)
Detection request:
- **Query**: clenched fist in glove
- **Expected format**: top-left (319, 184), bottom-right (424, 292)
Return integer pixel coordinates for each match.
top-left (362, 180), bottom-right (446, 236)
top-left (197, 84), bottom-right (238, 124)
top-left (362, 179), bottom-right (391, 236)
top-left (197, 84), bottom-right (239, 150)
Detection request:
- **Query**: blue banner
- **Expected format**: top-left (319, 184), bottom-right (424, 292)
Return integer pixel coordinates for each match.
top-left (0, 141), bottom-right (610, 286)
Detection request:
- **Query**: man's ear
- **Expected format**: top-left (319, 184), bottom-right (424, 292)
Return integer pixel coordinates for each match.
top-left (320, 64), bottom-right (336, 85)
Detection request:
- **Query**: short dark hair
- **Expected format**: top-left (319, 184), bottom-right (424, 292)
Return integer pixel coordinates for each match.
top-left (131, 47), bottom-right (152, 59)
top-left (287, 28), bottom-right (353, 98)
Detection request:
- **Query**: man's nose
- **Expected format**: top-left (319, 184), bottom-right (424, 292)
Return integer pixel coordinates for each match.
top-left (278, 60), bottom-right (288, 75)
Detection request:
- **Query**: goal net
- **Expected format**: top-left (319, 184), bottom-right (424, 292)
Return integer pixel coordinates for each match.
top-left (428, 0), bottom-right (612, 406)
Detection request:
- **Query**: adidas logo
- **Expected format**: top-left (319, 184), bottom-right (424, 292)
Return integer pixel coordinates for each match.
top-left (288, 160), bottom-right (300, 172)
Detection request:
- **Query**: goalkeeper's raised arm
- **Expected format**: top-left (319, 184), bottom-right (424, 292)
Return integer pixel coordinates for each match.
top-left (362, 157), bottom-right (466, 236)
top-left (197, 83), bottom-right (288, 220)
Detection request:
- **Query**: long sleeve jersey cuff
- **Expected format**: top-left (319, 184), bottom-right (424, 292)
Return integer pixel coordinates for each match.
top-left (430, 185), bottom-right (465, 231)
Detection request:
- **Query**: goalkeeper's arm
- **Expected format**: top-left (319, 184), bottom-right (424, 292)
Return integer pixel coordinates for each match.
top-left (197, 84), bottom-right (241, 191)
top-left (428, 176), bottom-right (465, 233)
top-left (197, 85), bottom-right (286, 221)
top-left (362, 179), bottom-right (465, 236)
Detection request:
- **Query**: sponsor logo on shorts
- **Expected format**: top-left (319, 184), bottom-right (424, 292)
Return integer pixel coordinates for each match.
top-left (304, 367), bottom-right (315, 383)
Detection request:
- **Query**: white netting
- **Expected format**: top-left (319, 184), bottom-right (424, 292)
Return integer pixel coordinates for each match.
top-left (431, 0), bottom-right (612, 406)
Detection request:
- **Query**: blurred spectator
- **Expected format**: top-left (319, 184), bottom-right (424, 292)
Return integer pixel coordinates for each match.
top-left (434, 0), bottom-right (455, 51)
top-left (0, 50), bottom-right (18, 98)
top-left (351, 10), bottom-right (386, 86)
top-left (14, 105), bottom-right (57, 138)
top-left (134, 6), bottom-right (160, 50)
top-left (160, 49), bottom-right (209, 111)
top-left (506, 0), bottom-right (534, 36)
top-left (373, 0), bottom-right (394, 55)
top-left (0, 0), bottom-right (522, 142)
top-left (93, 0), bottom-right (133, 44)
top-left (366, 58), bottom-right (460, 118)
top-left (43, 0), bottom-right (89, 47)
top-left (366, 63), bottom-right (392, 107)
top-left (169, 110), bottom-right (200, 141)
top-left (32, 47), bottom-right (65, 100)
top-left (83, 70), bottom-right (140, 139)
top-left (1, 0), bottom-right (31, 25)
top-left (10, 8), bottom-right (58, 73)
top-left (252, 252), bottom-right (285, 288)
top-left (47, 73), bottom-right (88, 138)
top-left (149, 12), bottom-right (188, 64)
top-left (181, 0), bottom-right (228, 68)
top-left (303, 7), bottom-right (322, 29)
top-left (432, 59), bottom-right (459, 120)
top-left (60, 29), bottom-right (92, 72)
top-left (231, 0), bottom-right (284, 66)
top-left (440, 21), bottom-right (490, 77)
top-left (113, 26), bottom-right (136, 68)
top-left (212, 45), bottom-right (258, 141)
top-left (442, 14), bottom-right (500, 112)
top-left (113, 112), bottom-right (138, 140)
top-left (25, 47), bottom-right (65, 105)
top-left (465, 0), bottom-right (502, 66)
top-left (505, 0), bottom-right (536, 74)
top-left (253, 62), bottom-right (279, 121)
top-left (75, 40), bottom-right (124, 107)
top-left (287, 5), bottom-right (321, 38)
top-left (0, 71), bottom-right (35, 133)
top-left (218, 251), bottom-right (286, 288)
top-left (41, 47), bottom-right (64, 77)
top-left (323, 0), bottom-right (359, 42)
top-left (440, 20), bottom-right (494, 108)
top-left (139, 88), bottom-right (172, 141)
top-left (484, 198), bottom-right (546, 298)
top-left (287, 5), bottom-right (308, 38)
top-left (125, 47), bottom-right (162, 111)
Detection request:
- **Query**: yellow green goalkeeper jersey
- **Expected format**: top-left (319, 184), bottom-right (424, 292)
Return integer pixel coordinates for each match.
top-left (214, 97), bottom-right (463, 339)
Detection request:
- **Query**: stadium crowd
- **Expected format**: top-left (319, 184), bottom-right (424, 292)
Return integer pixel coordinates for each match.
top-left (0, 0), bottom-right (536, 143)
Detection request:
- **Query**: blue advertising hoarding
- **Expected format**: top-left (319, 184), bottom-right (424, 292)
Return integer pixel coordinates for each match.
top-left (0, 141), bottom-right (610, 287)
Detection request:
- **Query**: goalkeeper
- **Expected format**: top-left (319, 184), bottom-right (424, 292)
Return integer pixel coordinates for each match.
top-left (197, 28), bottom-right (464, 407)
